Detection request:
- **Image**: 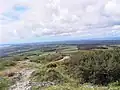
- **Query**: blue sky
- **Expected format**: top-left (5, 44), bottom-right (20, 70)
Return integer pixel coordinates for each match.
top-left (0, 0), bottom-right (120, 44)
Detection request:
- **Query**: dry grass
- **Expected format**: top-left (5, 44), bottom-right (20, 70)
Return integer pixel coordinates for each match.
top-left (0, 60), bottom-right (31, 77)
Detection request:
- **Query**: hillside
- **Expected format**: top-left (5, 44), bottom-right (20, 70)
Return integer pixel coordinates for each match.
top-left (0, 45), bottom-right (120, 90)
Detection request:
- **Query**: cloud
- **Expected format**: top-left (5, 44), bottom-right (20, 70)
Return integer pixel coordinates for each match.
top-left (0, 0), bottom-right (120, 43)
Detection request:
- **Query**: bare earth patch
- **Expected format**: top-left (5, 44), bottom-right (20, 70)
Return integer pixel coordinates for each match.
top-left (9, 69), bottom-right (35, 90)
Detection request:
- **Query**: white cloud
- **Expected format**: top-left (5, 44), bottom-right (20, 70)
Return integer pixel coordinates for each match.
top-left (105, 0), bottom-right (120, 15)
top-left (0, 0), bottom-right (120, 43)
top-left (112, 25), bottom-right (120, 29)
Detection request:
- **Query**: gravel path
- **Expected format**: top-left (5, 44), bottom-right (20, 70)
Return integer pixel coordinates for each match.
top-left (9, 68), bottom-right (34, 90)
top-left (9, 56), bottom-right (70, 90)
top-left (8, 59), bottom-right (36, 90)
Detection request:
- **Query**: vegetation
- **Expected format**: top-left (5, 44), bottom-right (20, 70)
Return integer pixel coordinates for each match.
top-left (31, 68), bottom-right (68, 83)
top-left (0, 77), bottom-right (12, 90)
top-left (30, 53), bottom-right (64, 64)
top-left (30, 48), bottom-right (120, 89)
top-left (0, 59), bottom-right (16, 70)
top-left (65, 49), bottom-right (120, 85)
top-left (43, 83), bottom-right (108, 90)
top-left (0, 45), bottom-right (120, 89)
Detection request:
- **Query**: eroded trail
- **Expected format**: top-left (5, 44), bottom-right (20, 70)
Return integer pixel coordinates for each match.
top-left (9, 56), bottom-right (70, 90)
top-left (9, 69), bottom-right (34, 90)
top-left (9, 60), bottom-right (36, 90)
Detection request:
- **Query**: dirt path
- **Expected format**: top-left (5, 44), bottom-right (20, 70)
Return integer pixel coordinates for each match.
top-left (8, 56), bottom-right (70, 90)
top-left (9, 60), bottom-right (36, 90)
top-left (9, 69), bottom-right (34, 90)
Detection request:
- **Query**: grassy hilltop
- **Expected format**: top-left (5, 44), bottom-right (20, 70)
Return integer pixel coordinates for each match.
top-left (0, 45), bottom-right (120, 90)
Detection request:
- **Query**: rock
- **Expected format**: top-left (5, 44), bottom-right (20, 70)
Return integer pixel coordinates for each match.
top-left (9, 69), bottom-right (35, 90)
top-left (11, 72), bottom-right (22, 83)
top-left (30, 81), bottom-right (56, 87)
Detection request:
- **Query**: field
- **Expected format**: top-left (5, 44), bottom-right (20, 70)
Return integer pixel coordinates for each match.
top-left (0, 44), bottom-right (120, 90)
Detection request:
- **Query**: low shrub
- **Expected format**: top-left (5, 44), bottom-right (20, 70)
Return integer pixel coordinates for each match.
top-left (65, 49), bottom-right (120, 85)
top-left (31, 67), bottom-right (68, 84)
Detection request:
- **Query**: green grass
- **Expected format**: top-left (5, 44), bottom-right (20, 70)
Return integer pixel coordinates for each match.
top-left (108, 81), bottom-right (120, 90)
top-left (0, 77), bottom-right (12, 90)
top-left (0, 59), bottom-right (16, 70)
top-left (31, 66), bottom-right (69, 83)
top-left (32, 83), bottom-right (109, 90)
top-left (32, 83), bottom-right (120, 90)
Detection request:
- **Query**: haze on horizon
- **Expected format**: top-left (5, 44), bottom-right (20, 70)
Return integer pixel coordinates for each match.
top-left (0, 0), bottom-right (120, 44)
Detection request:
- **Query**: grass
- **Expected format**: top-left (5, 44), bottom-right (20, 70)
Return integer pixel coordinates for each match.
top-left (31, 67), bottom-right (69, 83)
top-left (1, 46), bottom-right (120, 90)
top-left (0, 77), bottom-right (12, 90)
top-left (108, 81), bottom-right (120, 90)
top-left (30, 48), bottom-right (120, 90)
top-left (31, 83), bottom-right (120, 90)
top-left (0, 59), bottom-right (16, 71)
top-left (31, 83), bottom-right (109, 90)
top-left (20, 50), bottom-right (43, 56)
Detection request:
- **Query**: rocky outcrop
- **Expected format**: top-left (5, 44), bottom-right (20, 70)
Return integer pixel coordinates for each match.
top-left (9, 69), bottom-right (34, 90)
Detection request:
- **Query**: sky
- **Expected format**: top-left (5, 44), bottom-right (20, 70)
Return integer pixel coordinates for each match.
top-left (0, 0), bottom-right (120, 44)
